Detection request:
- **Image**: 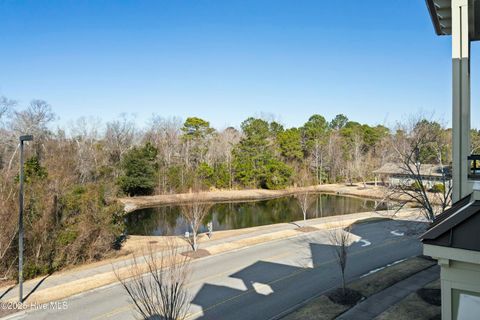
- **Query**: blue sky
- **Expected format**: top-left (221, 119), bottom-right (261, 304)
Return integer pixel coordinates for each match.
top-left (1, 0), bottom-right (477, 129)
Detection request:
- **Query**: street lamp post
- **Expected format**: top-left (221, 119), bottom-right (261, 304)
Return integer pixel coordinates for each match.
top-left (18, 134), bottom-right (33, 303)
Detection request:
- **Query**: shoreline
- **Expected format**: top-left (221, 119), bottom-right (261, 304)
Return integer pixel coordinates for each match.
top-left (0, 208), bottom-right (421, 308)
top-left (118, 183), bottom-right (394, 212)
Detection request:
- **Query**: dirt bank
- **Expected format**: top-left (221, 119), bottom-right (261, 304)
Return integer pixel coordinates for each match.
top-left (119, 184), bottom-right (393, 212)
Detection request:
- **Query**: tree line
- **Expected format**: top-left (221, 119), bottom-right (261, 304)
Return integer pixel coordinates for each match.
top-left (0, 95), bottom-right (473, 280)
top-left (117, 113), bottom-right (394, 195)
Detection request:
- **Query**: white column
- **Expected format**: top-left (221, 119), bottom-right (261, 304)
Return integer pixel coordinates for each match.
top-left (452, 0), bottom-right (472, 203)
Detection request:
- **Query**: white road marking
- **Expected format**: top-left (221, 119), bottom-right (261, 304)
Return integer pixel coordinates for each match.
top-left (359, 258), bottom-right (407, 278)
top-left (391, 230), bottom-right (404, 236)
top-left (360, 266), bottom-right (385, 278)
top-left (359, 239), bottom-right (371, 247)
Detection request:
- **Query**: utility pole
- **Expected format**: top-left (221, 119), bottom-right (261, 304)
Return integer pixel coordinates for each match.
top-left (18, 134), bottom-right (33, 303)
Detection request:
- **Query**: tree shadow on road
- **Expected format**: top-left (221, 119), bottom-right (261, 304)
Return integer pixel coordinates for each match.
top-left (189, 219), bottom-right (426, 319)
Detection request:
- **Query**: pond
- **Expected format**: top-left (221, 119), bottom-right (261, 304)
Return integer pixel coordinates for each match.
top-left (125, 193), bottom-right (387, 236)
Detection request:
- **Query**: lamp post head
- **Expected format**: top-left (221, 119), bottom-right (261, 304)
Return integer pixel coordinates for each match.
top-left (19, 135), bottom-right (33, 142)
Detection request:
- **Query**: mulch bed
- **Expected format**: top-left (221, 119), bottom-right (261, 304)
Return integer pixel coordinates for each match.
top-left (181, 249), bottom-right (211, 259)
top-left (327, 288), bottom-right (363, 306)
top-left (296, 226), bottom-right (319, 233)
top-left (417, 288), bottom-right (441, 306)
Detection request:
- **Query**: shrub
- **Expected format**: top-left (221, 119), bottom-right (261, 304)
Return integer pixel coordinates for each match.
top-left (411, 181), bottom-right (423, 191)
top-left (430, 183), bottom-right (445, 193)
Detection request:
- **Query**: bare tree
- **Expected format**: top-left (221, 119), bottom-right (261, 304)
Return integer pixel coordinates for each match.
top-left (180, 193), bottom-right (212, 252)
top-left (206, 127), bottom-right (241, 188)
top-left (326, 131), bottom-right (344, 183)
top-left (11, 99), bottom-right (54, 136)
top-left (70, 117), bottom-right (103, 183)
top-left (0, 96), bottom-right (16, 122)
top-left (295, 192), bottom-right (315, 223)
top-left (388, 118), bottom-right (452, 221)
top-left (294, 168), bottom-right (316, 224)
top-left (10, 99), bottom-right (55, 157)
top-left (351, 133), bottom-right (368, 188)
top-left (0, 97), bottom-right (16, 169)
top-left (115, 242), bottom-right (190, 320)
top-left (145, 116), bottom-right (183, 193)
top-left (105, 114), bottom-right (136, 165)
top-left (310, 138), bottom-right (325, 185)
top-left (0, 178), bottom-right (18, 280)
top-left (329, 226), bottom-right (352, 298)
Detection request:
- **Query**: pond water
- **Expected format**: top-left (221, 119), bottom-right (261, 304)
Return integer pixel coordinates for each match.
top-left (125, 194), bottom-right (387, 236)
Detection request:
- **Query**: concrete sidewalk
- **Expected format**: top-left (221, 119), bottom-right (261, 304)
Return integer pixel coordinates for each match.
top-left (0, 209), bottom-right (418, 308)
top-left (337, 265), bottom-right (440, 320)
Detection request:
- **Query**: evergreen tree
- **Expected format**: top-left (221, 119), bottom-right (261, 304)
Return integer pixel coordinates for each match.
top-left (181, 117), bottom-right (214, 166)
top-left (277, 128), bottom-right (303, 162)
top-left (118, 143), bottom-right (158, 196)
top-left (233, 118), bottom-right (292, 189)
top-left (330, 114), bottom-right (349, 130)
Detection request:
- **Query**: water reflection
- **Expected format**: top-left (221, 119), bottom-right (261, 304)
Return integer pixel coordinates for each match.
top-left (125, 194), bottom-right (385, 236)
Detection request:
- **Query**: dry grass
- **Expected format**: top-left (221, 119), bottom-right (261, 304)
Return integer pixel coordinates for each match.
top-left (3, 249), bottom-right (192, 306)
top-left (0, 210), bottom-right (423, 310)
top-left (296, 226), bottom-right (319, 233)
top-left (284, 295), bottom-right (349, 320)
top-left (119, 183), bottom-right (411, 212)
top-left (283, 257), bottom-right (436, 320)
top-left (349, 257), bottom-right (435, 297)
top-left (376, 280), bottom-right (441, 320)
top-left (181, 249), bottom-right (210, 259)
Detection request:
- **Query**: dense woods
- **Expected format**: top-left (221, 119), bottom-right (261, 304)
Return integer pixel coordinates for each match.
top-left (0, 95), bottom-right (473, 280)
top-left (118, 114), bottom-right (394, 194)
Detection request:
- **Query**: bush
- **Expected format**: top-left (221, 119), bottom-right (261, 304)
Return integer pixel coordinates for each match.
top-left (15, 155), bottom-right (48, 183)
top-left (430, 183), bottom-right (445, 193)
top-left (56, 228), bottom-right (79, 246)
top-left (24, 262), bottom-right (52, 279)
top-left (411, 181), bottom-right (423, 191)
top-left (54, 183), bottom-right (125, 268)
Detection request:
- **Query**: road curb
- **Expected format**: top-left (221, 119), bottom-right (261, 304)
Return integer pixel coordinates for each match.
top-left (0, 211), bottom-right (420, 309)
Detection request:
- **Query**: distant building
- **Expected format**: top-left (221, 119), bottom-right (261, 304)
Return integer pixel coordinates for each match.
top-left (372, 162), bottom-right (451, 189)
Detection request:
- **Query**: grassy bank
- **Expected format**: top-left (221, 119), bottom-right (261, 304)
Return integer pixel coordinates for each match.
top-left (119, 183), bottom-right (395, 212)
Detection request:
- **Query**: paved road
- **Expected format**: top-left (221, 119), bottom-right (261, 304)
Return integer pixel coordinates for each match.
top-left (9, 219), bottom-right (425, 320)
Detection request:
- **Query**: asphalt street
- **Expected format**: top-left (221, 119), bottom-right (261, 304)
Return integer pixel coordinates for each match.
top-left (9, 219), bottom-right (425, 320)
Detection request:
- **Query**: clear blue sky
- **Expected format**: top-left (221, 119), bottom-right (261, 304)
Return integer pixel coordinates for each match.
top-left (2, 0), bottom-right (479, 129)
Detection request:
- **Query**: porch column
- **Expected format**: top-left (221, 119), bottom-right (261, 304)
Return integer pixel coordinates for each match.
top-left (452, 0), bottom-right (472, 202)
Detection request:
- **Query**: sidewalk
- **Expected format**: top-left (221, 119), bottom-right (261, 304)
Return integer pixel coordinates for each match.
top-left (337, 265), bottom-right (440, 320)
top-left (0, 209), bottom-right (418, 309)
